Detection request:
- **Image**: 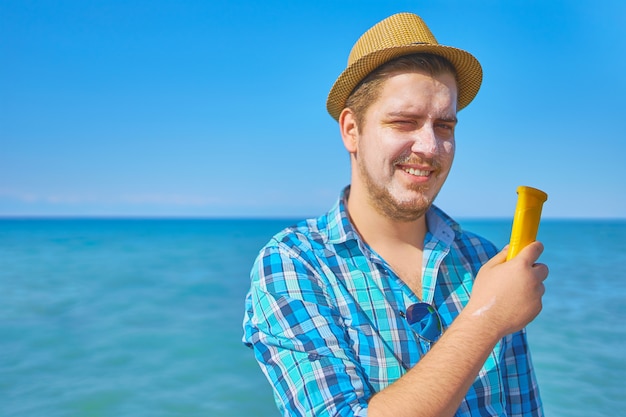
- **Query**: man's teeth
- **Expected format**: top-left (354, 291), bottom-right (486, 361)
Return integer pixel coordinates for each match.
top-left (404, 168), bottom-right (430, 176)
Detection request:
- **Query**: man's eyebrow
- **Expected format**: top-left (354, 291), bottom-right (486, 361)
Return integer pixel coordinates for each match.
top-left (439, 116), bottom-right (458, 124)
top-left (386, 111), bottom-right (458, 124)
top-left (386, 111), bottom-right (418, 118)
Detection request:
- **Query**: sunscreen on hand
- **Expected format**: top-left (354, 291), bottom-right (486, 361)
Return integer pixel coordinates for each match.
top-left (506, 186), bottom-right (548, 261)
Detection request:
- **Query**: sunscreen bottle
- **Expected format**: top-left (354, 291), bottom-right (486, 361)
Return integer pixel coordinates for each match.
top-left (506, 186), bottom-right (548, 261)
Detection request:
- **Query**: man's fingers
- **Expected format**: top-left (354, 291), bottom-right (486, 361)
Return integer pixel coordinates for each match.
top-left (490, 245), bottom-right (510, 265)
top-left (517, 241), bottom-right (544, 264)
top-left (532, 262), bottom-right (549, 282)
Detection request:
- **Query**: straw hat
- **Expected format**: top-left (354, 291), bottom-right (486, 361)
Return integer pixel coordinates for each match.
top-left (326, 13), bottom-right (483, 121)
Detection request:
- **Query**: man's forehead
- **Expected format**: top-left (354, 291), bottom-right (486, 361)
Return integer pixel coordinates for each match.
top-left (377, 72), bottom-right (459, 115)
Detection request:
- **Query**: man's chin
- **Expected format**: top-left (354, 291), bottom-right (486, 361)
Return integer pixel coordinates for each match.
top-left (376, 197), bottom-right (433, 222)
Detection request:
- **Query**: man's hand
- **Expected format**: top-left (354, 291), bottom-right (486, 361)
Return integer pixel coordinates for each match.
top-left (465, 241), bottom-right (549, 338)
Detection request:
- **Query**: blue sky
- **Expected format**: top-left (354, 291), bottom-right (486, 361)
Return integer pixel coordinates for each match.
top-left (2, 0), bottom-right (625, 218)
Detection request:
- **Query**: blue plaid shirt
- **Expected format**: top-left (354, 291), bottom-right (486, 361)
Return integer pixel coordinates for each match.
top-left (243, 189), bottom-right (543, 416)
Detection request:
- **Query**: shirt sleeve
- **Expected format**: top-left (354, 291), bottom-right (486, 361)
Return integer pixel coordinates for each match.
top-left (243, 240), bottom-right (372, 417)
top-left (501, 329), bottom-right (544, 416)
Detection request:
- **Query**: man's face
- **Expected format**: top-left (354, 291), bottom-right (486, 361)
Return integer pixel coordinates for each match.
top-left (352, 70), bottom-right (458, 221)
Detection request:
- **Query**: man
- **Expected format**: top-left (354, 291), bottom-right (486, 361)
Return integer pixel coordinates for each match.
top-left (243, 12), bottom-right (548, 417)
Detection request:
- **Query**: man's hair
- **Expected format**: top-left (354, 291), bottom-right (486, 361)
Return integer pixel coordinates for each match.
top-left (345, 53), bottom-right (458, 127)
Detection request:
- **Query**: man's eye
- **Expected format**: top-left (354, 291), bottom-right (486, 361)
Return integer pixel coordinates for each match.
top-left (392, 120), bottom-right (415, 127)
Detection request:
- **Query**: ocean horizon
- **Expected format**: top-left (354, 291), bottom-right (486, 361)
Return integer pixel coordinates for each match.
top-left (1, 217), bottom-right (624, 416)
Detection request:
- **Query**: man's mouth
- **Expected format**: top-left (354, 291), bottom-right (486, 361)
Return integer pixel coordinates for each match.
top-left (402, 167), bottom-right (431, 177)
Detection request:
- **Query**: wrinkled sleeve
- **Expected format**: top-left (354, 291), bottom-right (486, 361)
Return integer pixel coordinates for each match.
top-left (501, 329), bottom-right (544, 416)
top-left (242, 240), bottom-right (371, 417)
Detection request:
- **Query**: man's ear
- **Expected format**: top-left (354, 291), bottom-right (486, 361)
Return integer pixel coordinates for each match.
top-left (339, 108), bottom-right (359, 153)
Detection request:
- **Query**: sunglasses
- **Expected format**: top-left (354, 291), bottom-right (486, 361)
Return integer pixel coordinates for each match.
top-left (404, 302), bottom-right (443, 343)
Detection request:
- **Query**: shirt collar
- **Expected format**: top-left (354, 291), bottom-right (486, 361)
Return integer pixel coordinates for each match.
top-left (325, 186), bottom-right (360, 245)
top-left (425, 204), bottom-right (461, 246)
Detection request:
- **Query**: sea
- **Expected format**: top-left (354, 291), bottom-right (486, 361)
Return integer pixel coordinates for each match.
top-left (1, 217), bottom-right (625, 417)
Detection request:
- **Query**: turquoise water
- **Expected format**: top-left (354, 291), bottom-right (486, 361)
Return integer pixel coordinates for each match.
top-left (1, 218), bottom-right (625, 416)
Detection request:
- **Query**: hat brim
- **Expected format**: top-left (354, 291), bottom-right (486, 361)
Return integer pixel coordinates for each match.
top-left (326, 44), bottom-right (483, 121)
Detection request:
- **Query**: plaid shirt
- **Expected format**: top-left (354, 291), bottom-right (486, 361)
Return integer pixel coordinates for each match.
top-left (243, 189), bottom-right (543, 416)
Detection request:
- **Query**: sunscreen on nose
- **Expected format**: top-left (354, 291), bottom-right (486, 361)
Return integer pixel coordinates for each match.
top-left (506, 186), bottom-right (548, 261)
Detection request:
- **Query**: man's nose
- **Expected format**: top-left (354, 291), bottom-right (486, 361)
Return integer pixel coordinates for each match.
top-left (410, 126), bottom-right (438, 156)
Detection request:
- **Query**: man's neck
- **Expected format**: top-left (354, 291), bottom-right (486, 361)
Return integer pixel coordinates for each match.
top-left (346, 185), bottom-right (429, 296)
